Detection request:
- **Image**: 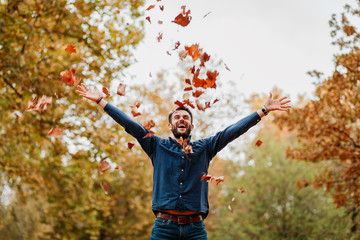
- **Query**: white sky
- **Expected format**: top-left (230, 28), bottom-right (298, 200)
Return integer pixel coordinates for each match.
top-left (125, 0), bottom-right (352, 101)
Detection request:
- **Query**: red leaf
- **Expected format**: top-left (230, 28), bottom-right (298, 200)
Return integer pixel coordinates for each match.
top-left (98, 160), bottom-right (111, 173)
top-left (185, 44), bottom-right (202, 61)
top-left (146, 5), bottom-right (155, 11)
top-left (131, 109), bottom-right (141, 117)
top-left (200, 52), bottom-right (211, 67)
top-left (238, 187), bottom-right (246, 193)
top-left (172, 6), bottom-right (191, 27)
top-left (166, 51), bottom-right (171, 56)
top-left (183, 99), bottom-right (195, 109)
top-left (196, 99), bottom-right (205, 111)
top-left (127, 142), bottom-right (135, 150)
top-left (117, 83), bottom-right (126, 96)
top-left (206, 70), bottom-right (219, 88)
top-left (157, 32), bottom-right (163, 42)
top-left (213, 99), bottom-right (219, 104)
top-left (130, 102), bottom-right (141, 108)
top-left (100, 182), bottom-right (109, 194)
top-left (158, 20), bottom-right (163, 24)
top-left (48, 127), bottom-right (63, 137)
top-left (174, 41), bottom-right (181, 50)
top-left (146, 16), bottom-right (151, 23)
top-left (201, 174), bottom-right (224, 185)
top-left (184, 86), bottom-right (193, 91)
top-left (65, 45), bottom-right (76, 54)
top-left (115, 166), bottom-right (119, 170)
top-left (102, 87), bottom-right (110, 98)
top-left (192, 90), bottom-right (204, 98)
top-left (159, 5), bottom-right (164, 11)
top-left (185, 78), bottom-right (191, 85)
top-left (255, 140), bottom-right (263, 147)
top-left (60, 68), bottom-right (76, 85)
top-left (174, 100), bottom-right (185, 108)
top-left (180, 137), bottom-right (193, 154)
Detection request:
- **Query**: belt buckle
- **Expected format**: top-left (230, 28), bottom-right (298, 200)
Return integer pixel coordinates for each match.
top-left (177, 216), bottom-right (188, 225)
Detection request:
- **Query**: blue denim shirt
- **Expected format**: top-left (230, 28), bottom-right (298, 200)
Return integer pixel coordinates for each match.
top-left (104, 103), bottom-right (261, 218)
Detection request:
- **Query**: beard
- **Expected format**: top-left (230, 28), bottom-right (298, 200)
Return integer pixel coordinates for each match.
top-left (171, 123), bottom-right (192, 139)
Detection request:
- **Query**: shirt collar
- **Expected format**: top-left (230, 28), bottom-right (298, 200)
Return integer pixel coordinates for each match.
top-left (169, 135), bottom-right (192, 145)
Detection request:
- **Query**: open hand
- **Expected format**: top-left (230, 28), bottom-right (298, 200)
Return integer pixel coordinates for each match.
top-left (265, 92), bottom-right (291, 112)
top-left (75, 83), bottom-right (103, 102)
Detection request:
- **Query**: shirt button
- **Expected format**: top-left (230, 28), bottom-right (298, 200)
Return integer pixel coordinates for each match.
top-left (182, 156), bottom-right (184, 159)
top-left (179, 195), bottom-right (182, 198)
top-left (181, 169), bottom-right (184, 172)
top-left (180, 182), bottom-right (183, 185)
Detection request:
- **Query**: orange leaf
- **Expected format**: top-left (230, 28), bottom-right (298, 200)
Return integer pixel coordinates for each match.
top-left (143, 120), bottom-right (155, 130)
top-left (48, 127), bottom-right (63, 137)
top-left (158, 20), bottom-right (163, 24)
top-left (146, 16), bottom-right (151, 23)
top-left (200, 52), bottom-right (210, 67)
top-left (183, 99), bottom-right (195, 109)
top-left (117, 83), bottom-right (126, 96)
top-left (172, 6), bottom-right (191, 27)
top-left (185, 44), bottom-right (202, 61)
top-left (65, 44), bottom-right (76, 54)
top-left (60, 68), bottom-right (76, 85)
top-left (192, 90), bottom-right (204, 98)
top-left (206, 70), bottom-right (219, 88)
top-left (131, 109), bottom-right (141, 117)
top-left (146, 5), bottom-right (155, 11)
top-left (102, 87), bottom-right (110, 98)
top-left (98, 160), bottom-right (111, 173)
top-left (196, 99), bottom-right (205, 111)
top-left (143, 130), bottom-right (155, 139)
top-left (184, 86), bottom-right (193, 91)
top-left (179, 50), bottom-right (188, 60)
top-left (115, 166), bottom-right (119, 170)
top-left (174, 41), bottom-right (181, 50)
top-left (157, 32), bottom-right (163, 42)
top-left (174, 101), bottom-right (185, 108)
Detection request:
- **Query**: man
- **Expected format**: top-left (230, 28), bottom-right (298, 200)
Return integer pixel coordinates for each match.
top-left (76, 84), bottom-right (291, 239)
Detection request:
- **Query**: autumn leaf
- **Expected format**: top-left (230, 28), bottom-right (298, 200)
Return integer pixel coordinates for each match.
top-left (146, 5), bottom-right (155, 11)
top-left (146, 16), bottom-right (151, 23)
top-left (127, 142), bottom-right (135, 150)
top-left (184, 86), bottom-right (193, 91)
top-left (100, 182), bottom-right (109, 194)
top-left (130, 102), bottom-right (141, 108)
top-left (174, 100), bottom-right (185, 108)
top-left (48, 127), bottom-right (63, 137)
top-left (98, 160), bottom-right (111, 173)
top-left (206, 70), bottom-right (219, 88)
top-left (238, 187), bottom-right (246, 193)
top-left (203, 11), bottom-right (212, 18)
top-left (166, 51), bottom-right (171, 56)
top-left (213, 99), bottom-right (219, 104)
top-left (157, 32), bottom-right (163, 42)
top-left (185, 44), bottom-right (202, 61)
top-left (200, 52), bottom-right (210, 67)
top-left (174, 41), bottom-right (181, 50)
top-left (143, 130), bottom-right (155, 139)
top-left (60, 68), bottom-right (76, 85)
top-left (201, 174), bottom-right (224, 185)
top-left (115, 166), bottom-right (119, 170)
top-left (117, 83), bottom-right (126, 96)
top-left (180, 137), bottom-right (193, 154)
top-left (158, 20), bottom-right (163, 24)
top-left (172, 6), bottom-right (192, 27)
top-left (192, 90), bottom-right (204, 98)
top-left (179, 50), bottom-right (188, 60)
top-left (102, 87), bottom-right (110, 98)
top-left (183, 99), bottom-right (195, 109)
top-left (65, 44), bottom-right (76, 54)
top-left (255, 140), bottom-right (263, 147)
top-left (159, 5), bottom-right (164, 11)
top-left (131, 109), bottom-right (141, 117)
top-left (196, 99), bottom-right (205, 111)
top-left (295, 179), bottom-right (310, 188)
top-left (224, 63), bottom-right (231, 71)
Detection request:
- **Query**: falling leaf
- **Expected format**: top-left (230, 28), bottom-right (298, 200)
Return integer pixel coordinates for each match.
top-left (185, 44), bottom-right (202, 61)
top-left (60, 68), bottom-right (76, 85)
top-left (100, 182), bottom-right (109, 194)
top-left (102, 87), bottom-right (110, 98)
top-left (166, 51), bottom-right (171, 56)
top-left (174, 100), bottom-right (185, 108)
top-left (146, 16), bottom-right (151, 23)
top-left (48, 127), bottom-right (63, 137)
top-left (196, 99), bottom-right (205, 111)
top-left (158, 20), bottom-right (163, 24)
top-left (238, 187), bottom-right (246, 193)
top-left (206, 70), bottom-right (219, 88)
top-left (295, 179), bottom-right (310, 188)
top-left (213, 99), bottom-right (219, 104)
top-left (157, 32), bottom-right (163, 42)
top-left (224, 63), bottom-right (231, 71)
top-left (65, 44), bottom-right (76, 54)
top-left (98, 160), bottom-right (111, 173)
top-left (131, 109), bottom-right (141, 117)
top-left (185, 78), bottom-right (191, 85)
top-left (172, 6), bottom-right (192, 27)
top-left (203, 11), bottom-right (212, 18)
top-left (192, 90), bottom-right (204, 98)
top-left (201, 174), bottom-right (224, 185)
top-left (179, 50), bottom-right (188, 60)
top-left (200, 52), bottom-right (210, 67)
top-left (117, 83), bottom-right (126, 96)
top-left (159, 5), bottom-right (164, 11)
top-left (184, 86), bottom-right (193, 91)
top-left (174, 41), bottom-right (181, 50)
top-left (115, 10), bottom-right (120, 14)
top-left (180, 137), bottom-right (193, 154)
top-left (127, 142), bottom-right (135, 150)
top-left (228, 205), bottom-right (232, 211)
top-left (130, 102), bottom-right (141, 108)
top-left (146, 5), bottom-right (155, 11)
top-left (115, 166), bottom-right (119, 170)
top-left (255, 140), bottom-right (263, 147)
top-left (184, 99), bottom-right (195, 109)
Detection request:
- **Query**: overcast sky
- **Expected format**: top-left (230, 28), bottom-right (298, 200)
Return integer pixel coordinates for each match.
top-left (124, 0), bottom-right (353, 101)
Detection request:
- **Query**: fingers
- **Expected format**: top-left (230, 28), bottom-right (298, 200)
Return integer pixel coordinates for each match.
top-left (279, 96), bottom-right (287, 101)
top-left (269, 92), bottom-right (273, 99)
top-left (281, 100), bottom-right (291, 105)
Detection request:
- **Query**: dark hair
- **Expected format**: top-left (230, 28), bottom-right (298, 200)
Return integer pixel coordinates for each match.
top-left (168, 106), bottom-right (193, 124)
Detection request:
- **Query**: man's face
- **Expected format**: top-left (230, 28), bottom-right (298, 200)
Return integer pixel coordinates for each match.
top-left (168, 110), bottom-right (194, 139)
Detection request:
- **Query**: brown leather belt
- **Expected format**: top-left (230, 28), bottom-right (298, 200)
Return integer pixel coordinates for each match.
top-left (156, 212), bottom-right (203, 225)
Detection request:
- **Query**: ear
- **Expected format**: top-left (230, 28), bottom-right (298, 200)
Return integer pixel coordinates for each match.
top-left (168, 123), bottom-right (172, 130)
top-left (191, 124), bottom-right (194, 130)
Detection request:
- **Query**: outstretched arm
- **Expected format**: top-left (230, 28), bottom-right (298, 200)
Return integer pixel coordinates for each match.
top-left (256, 92), bottom-right (291, 118)
top-left (75, 83), bottom-right (108, 108)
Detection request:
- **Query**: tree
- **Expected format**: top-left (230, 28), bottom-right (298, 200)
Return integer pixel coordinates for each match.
top-left (276, 1), bottom-right (360, 236)
top-left (206, 93), bottom-right (350, 239)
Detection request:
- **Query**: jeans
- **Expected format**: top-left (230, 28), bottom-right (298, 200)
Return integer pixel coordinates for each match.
top-left (150, 217), bottom-right (208, 240)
